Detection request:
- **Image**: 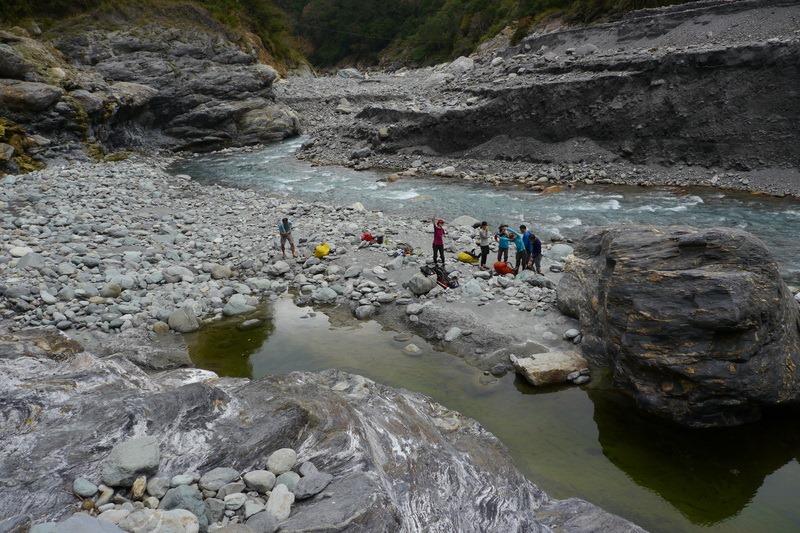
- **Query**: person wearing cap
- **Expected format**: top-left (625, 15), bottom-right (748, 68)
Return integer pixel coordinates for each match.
top-left (431, 215), bottom-right (447, 264)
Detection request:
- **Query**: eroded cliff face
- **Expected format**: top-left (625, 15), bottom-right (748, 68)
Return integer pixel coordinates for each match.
top-left (327, 0), bottom-right (799, 175)
top-left (0, 4), bottom-right (300, 173)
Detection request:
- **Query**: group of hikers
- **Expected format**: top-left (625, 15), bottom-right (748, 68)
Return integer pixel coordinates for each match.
top-left (432, 217), bottom-right (543, 276)
top-left (278, 215), bottom-right (543, 278)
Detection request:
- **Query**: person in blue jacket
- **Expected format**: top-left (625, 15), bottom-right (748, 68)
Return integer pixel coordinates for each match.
top-left (507, 229), bottom-right (528, 273)
top-left (494, 224), bottom-right (510, 263)
top-left (519, 225), bottom-right (533, 270)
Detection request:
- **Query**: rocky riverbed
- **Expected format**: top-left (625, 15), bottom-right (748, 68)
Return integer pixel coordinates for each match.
top-left (276, 0), bottom-right (800, 198)
top-left (1, 155), bottom-right (646, 531)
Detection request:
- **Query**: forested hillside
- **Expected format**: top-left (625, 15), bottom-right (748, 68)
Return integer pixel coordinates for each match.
top-left (1, 0), bottom-right (697, 68)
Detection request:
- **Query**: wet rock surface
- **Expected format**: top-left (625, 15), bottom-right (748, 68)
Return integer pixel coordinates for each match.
top-left (557, 225), bottom-right (800, 427)
top-left (0, 328), bottom-right (644, 532)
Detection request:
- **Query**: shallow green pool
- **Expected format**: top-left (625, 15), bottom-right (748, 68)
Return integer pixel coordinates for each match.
top-left (185, 296), bottom-right (800, 533)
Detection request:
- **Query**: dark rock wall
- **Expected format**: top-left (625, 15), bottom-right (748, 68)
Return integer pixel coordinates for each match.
top-left (375, 40), bottom-right (799, 171)
top-left (556, 225), bottom-right (800, 427)
top-left (0, 6), bottom-right (300, 172)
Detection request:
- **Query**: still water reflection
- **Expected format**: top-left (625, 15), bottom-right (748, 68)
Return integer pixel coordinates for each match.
top-left (185, 296), bottom-right (800, 533)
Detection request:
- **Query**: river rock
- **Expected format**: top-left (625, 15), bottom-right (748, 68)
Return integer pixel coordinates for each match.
top-left (216, 481), bottom-right (246, 499)
top-left (265, 484), bottom-right (294, 521)
top-left (275, 471), bottom-right (300, 491)
top-left (243, 470), bottom-right (275, 493)
top-left (147, 477), bottom-right (171, 498)
top-left (168, 306), bottom-right (200, 333)
top-left (266, 448), bottom-right (297, 475)
top-left (408, 273), bottom-right (435, 295)
top-left (101, 436), bottom-right (161, 487)
top-left (119, 508), bottom-right (200, 533)
top-left (511, 352), bottom-right (588, 387)
top-left (223, 294), bottom-right (256, 316)
top-left (293, 471), bottom-right (333, 500)
top-left (444, 327), bottom-right (461, 342)
top-left (158, 485), bottom-right (207, 531)
top-left (199, 468), bottom-right (240, 492)
top-left (9, 246), bottom-right (33, 257)
top-left (354, 304), bottom-right (376, 319)
top-left (34, 513), bottom-right (126, 533)
top-left (246, 511), bottom-right (279, 533)
top-left (557, 226), bottom-right (800, 427)
top-left (547, 244), bottom-right (574, 263)
top-left (72, 477), bottom-right (98, 498)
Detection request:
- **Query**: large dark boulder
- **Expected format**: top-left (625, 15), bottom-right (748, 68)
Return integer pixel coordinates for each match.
top-left (557, 225), bottom-right (800, 427)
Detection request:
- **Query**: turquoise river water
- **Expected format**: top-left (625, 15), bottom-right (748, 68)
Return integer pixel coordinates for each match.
top-left (172, 140), bottom-right (800, 533)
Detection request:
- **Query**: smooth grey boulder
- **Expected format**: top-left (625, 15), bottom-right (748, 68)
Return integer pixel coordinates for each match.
top-left (168, 306), bottom-right (200, 333)
top-left (101, 436), bottom-right (160, 487)
top-left (293, 471), bottom-right (333, 500)
top-left (354, 304), bottom-right (376, 320)
top-left (158, 485), bottom-right (208, 532)
top-left (275, 471), bottom-right (300, 491)
top-left (199, 467), bottom-right (240, 492)
top-left (72, 477), bottom-right (98, 498)
top-left (223, 294), bottom-right (256, 316)
top-left (246, 511), bottom-right (279, 533)
top-left (547, 243), bottom-right (574, 263)
top-left (265, 484), bottom-right (294, 521)
top-left (557, 226), bottom-right (800, 427)
top-left (118, 509), bottom-right (199, 532)
top-left (204, 497), bottom-right (226, 524)
top-left (45, 513), bottom-right (125, 533)
top-left (408, 273), bottom-right (436, 295)
top-left (265, 449), bottom-right (297, 475)
top-left (243, 470), bottom-right (275, 493)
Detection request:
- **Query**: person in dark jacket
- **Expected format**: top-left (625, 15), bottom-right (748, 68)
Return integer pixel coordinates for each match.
top-left (529, 233), bottom-right (543, 274)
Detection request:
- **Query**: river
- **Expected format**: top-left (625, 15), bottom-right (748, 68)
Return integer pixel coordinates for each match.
top-left (171, 139), bottom-right (800, 533)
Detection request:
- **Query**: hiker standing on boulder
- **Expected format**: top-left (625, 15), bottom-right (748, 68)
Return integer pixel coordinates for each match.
top-left (432, 216), bottom-right (447, 264)
top-left (478, 221), bottom-right (491, 270)
top-left (279, 217), bottom-right (298, 259)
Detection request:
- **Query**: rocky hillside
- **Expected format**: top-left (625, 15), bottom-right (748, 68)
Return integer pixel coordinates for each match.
top-left (0, 4), bottom-right (299, 174)
top-left (283, 0), bottom-right (800, 195)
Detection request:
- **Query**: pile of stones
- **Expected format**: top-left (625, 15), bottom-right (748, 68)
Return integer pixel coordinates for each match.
top-left (32, 436), bottom-right (332, 533)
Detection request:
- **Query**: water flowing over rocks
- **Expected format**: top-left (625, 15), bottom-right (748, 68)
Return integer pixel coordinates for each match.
top-left (0, 4), bottom-right (299, 174)
top-left (556, 225), bottom-right (800, 427)
top-left (0, 328), bottom-right (644, 532)
top-left (278, 0), bottom-right (800, 198)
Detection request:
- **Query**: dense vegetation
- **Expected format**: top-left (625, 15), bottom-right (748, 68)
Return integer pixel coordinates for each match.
top-left (275, 0), bottom-right (697, 67)
top-left (0, 0), bottom-right (304, 66)
top-left (1, 0), bottom-right (697, 68)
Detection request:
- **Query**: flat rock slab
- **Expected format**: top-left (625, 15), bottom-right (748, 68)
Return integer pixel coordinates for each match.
top-left (511, 351), bottom-right (588, 387)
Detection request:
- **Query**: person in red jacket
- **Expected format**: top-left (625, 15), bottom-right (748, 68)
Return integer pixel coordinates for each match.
top-left (432, 216), bottom-right (447, 264)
